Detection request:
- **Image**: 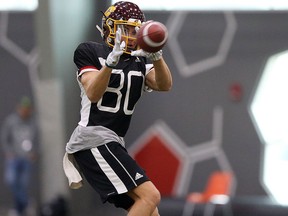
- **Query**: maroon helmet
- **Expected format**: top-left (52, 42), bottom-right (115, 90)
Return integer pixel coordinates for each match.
top-left (100, 1), bottom-right (146, 54)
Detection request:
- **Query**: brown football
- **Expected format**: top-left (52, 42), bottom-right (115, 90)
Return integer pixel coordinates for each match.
top-left (137, 21), bottom-right (168, 53)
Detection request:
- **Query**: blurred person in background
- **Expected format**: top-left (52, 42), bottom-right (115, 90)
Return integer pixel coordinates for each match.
top-left (1, 96), bottom-right (39, 216)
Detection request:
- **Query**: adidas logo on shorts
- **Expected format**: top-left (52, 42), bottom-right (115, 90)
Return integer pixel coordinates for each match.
top-left (135, 172), bottom-right (143, 180)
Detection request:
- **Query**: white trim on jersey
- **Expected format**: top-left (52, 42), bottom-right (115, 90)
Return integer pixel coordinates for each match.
top-left (145, 63), bottom-right (154, 92)
top-left (76, 72), bottom-right (92, 126)
top-left (91, 147), bottom-right (128, 194)
top-left (145, 63), bottom-right (154, 75)
top-left (78, 93), bottom-right (91, 126)
top-left (79, 67), bottom-right (98, 76)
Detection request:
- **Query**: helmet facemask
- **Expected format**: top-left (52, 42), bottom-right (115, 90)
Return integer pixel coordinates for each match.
top-left (103, 18), bottom-right (142, 54)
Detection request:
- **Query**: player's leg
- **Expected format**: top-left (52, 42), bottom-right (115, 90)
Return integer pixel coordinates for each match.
top-left (127, 181), bottom-right (161, 216)
top-left (73, 142), bottom-right (161, 215)
top-left (151, 207), bottom-right (160, 216)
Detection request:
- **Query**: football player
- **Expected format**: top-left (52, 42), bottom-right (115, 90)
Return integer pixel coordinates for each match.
top-left (64, 1), bottom-right (172, 216)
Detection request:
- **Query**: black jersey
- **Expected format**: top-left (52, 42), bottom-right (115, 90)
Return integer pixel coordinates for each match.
top-left (74, 42), bottom-right (153, 137)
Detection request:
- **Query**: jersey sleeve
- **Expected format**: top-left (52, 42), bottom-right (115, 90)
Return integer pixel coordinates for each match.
top-left (73, 42), bottom-right (103, 77)
top-left (145, 63), bottom-right (154, 75)
top-left (144, 63), bottom-right (154, 92)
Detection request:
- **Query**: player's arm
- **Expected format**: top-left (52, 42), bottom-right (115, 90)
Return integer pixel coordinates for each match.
top-left (80, 67), bottom-right (112, 103)
top-left (131, 50), bottom-right (172, 91)
top-left (145, 57), bottom-right (172, 91)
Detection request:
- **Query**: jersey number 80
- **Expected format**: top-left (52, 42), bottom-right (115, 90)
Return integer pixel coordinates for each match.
top-left (97, 70), bottom-right (144, 115)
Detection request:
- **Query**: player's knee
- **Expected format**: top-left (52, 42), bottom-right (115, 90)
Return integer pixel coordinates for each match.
top-left (131, 181), bottom-right (161, 208)
top-left (145, 187), bottom-right (161, 207)
top-left (153, 188), bottom-right (161, 206)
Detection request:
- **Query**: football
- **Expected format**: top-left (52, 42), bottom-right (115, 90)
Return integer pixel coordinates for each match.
top-left (137, 21), bottom-right (168, 53)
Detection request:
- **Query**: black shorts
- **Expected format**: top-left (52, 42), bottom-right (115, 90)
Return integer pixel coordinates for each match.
top-left (73, 142), bottom-right (149, 210)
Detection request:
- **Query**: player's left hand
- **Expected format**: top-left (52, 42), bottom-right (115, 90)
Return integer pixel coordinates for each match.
top-left (106, 28), bottom-right (125, 68)
top-left (131, 49), bottom-right (162, 62)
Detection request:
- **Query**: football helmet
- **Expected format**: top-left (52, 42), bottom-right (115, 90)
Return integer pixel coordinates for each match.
top-left (100, 1), bottom-right (145, 54)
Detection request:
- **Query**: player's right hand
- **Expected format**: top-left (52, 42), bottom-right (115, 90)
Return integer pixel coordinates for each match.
top-left (106, 28), bottom-right (125, 68)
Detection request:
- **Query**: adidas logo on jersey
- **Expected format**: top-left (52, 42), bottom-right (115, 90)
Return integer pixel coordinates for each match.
top-left (135, 172), bottom-right (143, 180)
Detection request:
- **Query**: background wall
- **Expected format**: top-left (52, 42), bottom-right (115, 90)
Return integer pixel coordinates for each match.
top-left (1, 2), bottom-right (288, 216)
top-left (0, 11), bottom-right (40, 215)
top-left (126, 10), bottom-right (288, 196)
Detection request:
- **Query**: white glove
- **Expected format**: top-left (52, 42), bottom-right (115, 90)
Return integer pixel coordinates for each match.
top-left (131, 49), bottom-right (163, 62)
top-left (106, 28), bottom-right (125, 68)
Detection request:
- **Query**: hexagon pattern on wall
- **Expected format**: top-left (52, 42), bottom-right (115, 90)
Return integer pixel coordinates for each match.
top-left (166, 11), bottom-right (237, 77)
top-left (0, 12), bottom-right (39, 91)
top-left (129, 107), bottom-right (236, 197)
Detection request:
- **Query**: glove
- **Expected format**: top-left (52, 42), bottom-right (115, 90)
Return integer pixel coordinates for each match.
top-left (131, 49), bottom-right (163, 62)
top-left (106, 28), bottom-right (125, 68)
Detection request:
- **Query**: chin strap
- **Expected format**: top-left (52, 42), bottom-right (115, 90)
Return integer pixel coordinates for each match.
top-left (96, 25), bottom-right (104, 38)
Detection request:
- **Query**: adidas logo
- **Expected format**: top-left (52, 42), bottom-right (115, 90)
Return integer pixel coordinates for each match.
top-left (135, 172), bottom-right (143, 180)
